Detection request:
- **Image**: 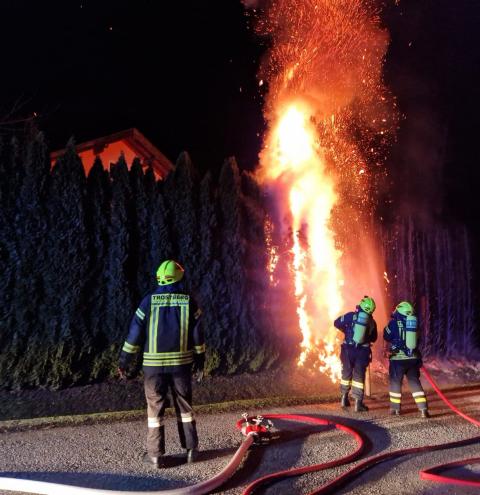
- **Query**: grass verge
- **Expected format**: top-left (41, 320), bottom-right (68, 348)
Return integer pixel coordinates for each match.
top-left (0, 393), bottom-right (340, 433)
top-left (2, 381), bottom-right (479, 434)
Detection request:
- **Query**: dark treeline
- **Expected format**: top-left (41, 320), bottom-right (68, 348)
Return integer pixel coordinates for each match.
top-left (383, 216), bottom-right (477, 359)
top-left (0, 133), bottom-right (298, 389)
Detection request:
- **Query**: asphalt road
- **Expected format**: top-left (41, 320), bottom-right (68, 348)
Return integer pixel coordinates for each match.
top-left (1, 385), bottom-right (479, 495)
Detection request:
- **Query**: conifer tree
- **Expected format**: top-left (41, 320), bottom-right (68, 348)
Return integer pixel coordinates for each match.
top-left (43, 140), bottom-right (89, 387)
top-left (217, 157), bottom-right (247, 372)
top-left (103, 155), bottom-right (133, 362)
top-left (163, 152), bottom-right (200, 290)
top-left (85, 157), bottom-right (111, 379)
top-left (198, 171), bottom-right (219, 298)
top-left (0, 137), bottom-right (23, 214)
top-left (0, 137), bottom-right (23, 331)
top-left (128, 158), bottom-right (149, 299)
top-left (0, 138), bottom-right (21, 368)
top-left (4, 133), bottom-right (50, 388)
top-left (144, 167), bottom-right (172, 285)
top-left (197, 171), bottom-right (223, 372)
top-left (240, 171), bottom-right (278, 369)
top-left (0, 137), bottom-right (9, 338)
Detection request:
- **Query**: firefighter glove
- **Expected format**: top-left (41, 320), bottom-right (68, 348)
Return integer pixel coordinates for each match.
top-left (118, 367), bottom-right (127, 380)
top-left (195, 370), bottom-right (204, 384)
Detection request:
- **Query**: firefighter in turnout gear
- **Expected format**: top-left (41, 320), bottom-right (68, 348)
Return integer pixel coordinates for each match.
top-left (334, 296), bottom-right (377, 412)
top-left (384, 301), bottom-right (429, 418)
top-left (118, 260), bottom-right (205, 467)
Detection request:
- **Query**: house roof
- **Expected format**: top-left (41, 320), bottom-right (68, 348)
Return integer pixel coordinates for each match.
top-left (50, 128), bottom-right (174, 178)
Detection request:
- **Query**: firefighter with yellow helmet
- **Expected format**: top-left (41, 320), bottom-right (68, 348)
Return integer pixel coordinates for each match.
top-left (384, 300), bottom-right (429, 418)
top-left (334, 296), bottom-right (377, 412)
top-left (118, 260), bottom-right (205, 467)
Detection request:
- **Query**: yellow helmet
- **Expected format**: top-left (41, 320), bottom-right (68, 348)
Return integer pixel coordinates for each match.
top-left (156, 260), bottom-right (184, 285)
top-left (396, 301), bottom-right (414, 316)
top-left (359, 295), bottom-right (376, 314)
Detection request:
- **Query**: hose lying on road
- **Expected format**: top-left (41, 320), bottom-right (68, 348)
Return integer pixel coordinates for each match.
top-left (420, 366), bottom-right (480, 428)
top-left (0, 433), bottom-right (258, 495)
top-left (305, 434), bottom-right (480, 494)
top-left (420, 456), bottom-right (480, 488)
top-left (302, 366), bottom-right (480, 494)
top-left (235, 414), bottom-right (365, 495)
top-left (0, 413), bottom-right (365, 495)
top-left (418, 366), bottom-right (480, 489)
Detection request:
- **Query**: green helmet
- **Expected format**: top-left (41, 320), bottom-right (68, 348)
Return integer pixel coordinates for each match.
top-left (156, 260), bottom-right (184, 285)
top-left (396, 301), bottom-right (414, 316)
top-left (359, 295), bottom-right (376, 314)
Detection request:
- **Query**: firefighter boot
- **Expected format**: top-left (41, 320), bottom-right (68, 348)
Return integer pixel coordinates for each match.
top-left (420, 409), bottom-right (430, 419)
top-left (341, 393), bottom-right (350, 409)
top-left (187, 449), bottom-right (198, 463)
top-left (354, 399), bottom-right (369, 412)
top-left (142, 453), bottom-right (163, 468)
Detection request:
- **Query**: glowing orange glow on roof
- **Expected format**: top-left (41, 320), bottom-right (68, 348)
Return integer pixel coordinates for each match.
top-left (50, 128), bottom-right (173, 179)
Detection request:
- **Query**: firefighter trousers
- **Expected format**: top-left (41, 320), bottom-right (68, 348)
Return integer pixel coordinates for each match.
top-left (340, 344), bottom-right (371, 400)
top-left (144, 371), bottom-right (199, 457)
top-left (389, 358), bottom-right (427, 411)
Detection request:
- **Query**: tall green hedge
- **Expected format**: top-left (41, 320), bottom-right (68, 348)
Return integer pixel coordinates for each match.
top-left (0, 134), bottom-right (297, 389)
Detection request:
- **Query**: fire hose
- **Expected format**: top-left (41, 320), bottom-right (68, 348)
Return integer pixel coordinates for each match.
top-left (0, 365), bottom-right (478, 494)
top-left (0, 413), bottom-right (365, 495)
top-left (235, 366), bottom-right (480, 494)
top-left (236, 413), bottom-right (365, 495)
top-left (0, 436), bottom-right (258, 495)
top-left (418, 366), bottom-right (480, 488)
top-left (301, 366), bottom-right (480, 495)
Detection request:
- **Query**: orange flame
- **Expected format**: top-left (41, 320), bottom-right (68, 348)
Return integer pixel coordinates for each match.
top-left (261, 102), bottom-right (343, 382)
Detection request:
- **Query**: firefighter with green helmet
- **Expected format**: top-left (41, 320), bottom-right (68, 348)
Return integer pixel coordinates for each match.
top-left (118, 260), bottom-right (205, 467)
top-left (334, 296), bottom-right (377, 412)
top-left (384, 300), bottom-right (429, 418)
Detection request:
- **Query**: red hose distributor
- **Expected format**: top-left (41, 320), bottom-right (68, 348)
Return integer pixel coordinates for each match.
top-left (238, 413), bottom-right (274, 445)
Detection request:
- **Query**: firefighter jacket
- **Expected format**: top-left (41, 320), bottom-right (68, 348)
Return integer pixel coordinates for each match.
top-left (384, 312), bottom-right (419, 360)
top-left (334, 310), bottom-right (378, 347)
top-left (119, 281), bottom-right (205, 374)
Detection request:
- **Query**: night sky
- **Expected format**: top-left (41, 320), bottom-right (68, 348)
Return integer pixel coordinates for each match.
top-left (1, 0), bottom-right (479, 232)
